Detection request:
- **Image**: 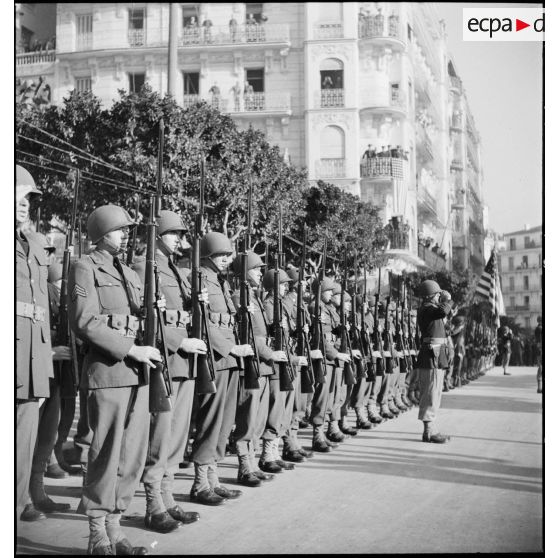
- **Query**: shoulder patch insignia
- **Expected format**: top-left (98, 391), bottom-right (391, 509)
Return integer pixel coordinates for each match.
top-left (72, 284), bottom-right (87, 300)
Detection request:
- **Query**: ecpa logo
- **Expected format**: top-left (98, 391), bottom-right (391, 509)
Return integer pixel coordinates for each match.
top-left (463, 8), bottom-right (544, 42)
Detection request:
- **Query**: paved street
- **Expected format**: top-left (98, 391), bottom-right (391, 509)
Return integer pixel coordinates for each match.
top-left (17, 366), bottom-right (543, 555)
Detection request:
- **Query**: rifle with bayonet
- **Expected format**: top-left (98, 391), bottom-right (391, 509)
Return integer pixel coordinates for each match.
top-left (126, 194), bottom-right (140, 265)
top-left (191, 158), bottom-right (217, 395)
top-left (394, 274), bottom-right (411, 373)
top-left (238, 179), bottom-right (261, 390)
top-left (310, 241), bottom-right (328, 385)
top-left (405, 278), bottom-right (418, 369)
top-left (382, 272), bottom-right (394, 374)
top-left (143, 119), bottom-right (172, 412)
top-left (349, 251), bottom-right (367, 380)
top-left (58, 169), bottom-right (81, 397)
top-left (339, 245), bottom-right (357, 385)
top-left (274, 206), bottom-right (295, 392)
top-left (360, 258), bottom-right (375, 381)
top-left (372, 267), bottom-right (385, 377)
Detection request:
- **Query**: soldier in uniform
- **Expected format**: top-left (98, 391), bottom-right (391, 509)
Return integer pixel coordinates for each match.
top-left (415, 280), bottom-right (452, 444)
top-left (69, 204), bottom-right (162, 555)
top-left (499, 325), bottom-right (513, 376)
top-left (132, 210), bottom-right (205, 532)
top-left (16, 165), bottom-right (70, 521)
top-left (189, 232), bottom-right (253, 506)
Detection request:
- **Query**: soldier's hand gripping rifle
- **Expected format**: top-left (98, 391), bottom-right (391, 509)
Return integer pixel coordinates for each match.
top-left (360, 258), bottom-right (375, 381)
top-left (191, 158), bottom-right (217, 395)
top-left (372, 267), bottom-right (386, 377)
top-left (143, 119), bottom-right (172, 413)
top-left (350, 251), bottom-right (368, 380)
top-left (238, 178), bottom-right (261, 390)
top-left (274, 206), bottom-right (295, 392)
top-left (339, 245), bottom-right (357, 386)
top-left (310, 241), bottom-right (328, 385)
top-left (296, 225), bottom-right (315, 394)
top-left (58, 169), bottom-right (81, 397)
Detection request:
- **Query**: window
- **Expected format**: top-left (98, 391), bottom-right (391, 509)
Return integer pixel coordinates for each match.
top-left (246, 3), bottom-right (264, 23)
top-left (510, 296), bottom-right (516, 308)
top-left (76, 14), bottom-right (93, 50)
top-left (129, 9), bottom-right (145, 29)
top-left (524, 236), bottom-right (530, 248)
top-left (128, 73), bottom-right (145, 93)
top-left (390, 82), bottom-right (401, 103)
top-left (182, 5), bottom-right (198, 27)
top-left (509, 276), bottom-right (514, 292)
top-left (320, 58), bottom-right (344, 90)
top-left (75, 77), bottom-right (92, 93)
top-left (524, 296), bottom-right (530, 308)
top-left (523, 276), bottom-right (529, 290)
top-left (183, 72), bottom-right (199, 95)
top-left (246, 68), bottom-right (264, 93)
top-left (509, 238), bottom-right (516, 250)
top-left (522, 255), bottom-right (528, 268)
top-left (320, 125), bottom-right (345, 159)
top-left (524, 316), bottom-right (531, 329)
top-left (508, 257), bottom-right (514, 271)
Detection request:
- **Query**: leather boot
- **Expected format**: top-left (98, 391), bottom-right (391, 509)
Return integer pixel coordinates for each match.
top-left (247, 441), bottom-right (274, 481)
top-left (30, 472), bottom-right (71, 512)
top-left (326, 421), bottom-right (346, 443)
top-left (401, 393), bottom-right (412, 408)
top-left (258, 440), bottom-right (282, 473)
top-left (87, 516), bottom-right (113, 555)
top-left (394, 396), bottom-right (408, 411)
top-left (380, 404), bottom-right (394, 419)
top-left (282, 436), bottom-right (306, 462)
top-left (190, 464), bottom-right (226, 506)
top-left (237, 441), bottom-right (262, 487)
top-left (144, 483), bottom-right (181, 533)
top-left (312, 425), bottom-right (332, 453)
top-left (387, 400), bottom-right (400, 415)
top-left (271, 438), bottom-right (295, 470)
top-left (339, 416), bottom-right (358, 436)
top-left (368, 405), bottom-right (384, 424)
top-left (355, 407), bottom-right (372, 429)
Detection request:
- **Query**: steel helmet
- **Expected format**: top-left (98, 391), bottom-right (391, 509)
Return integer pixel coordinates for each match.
top-left (418, 279), bottom-right (441, 298)
top-left (332, 282), bottom-right (342, 296)
top-left (200, 232), bottom-right (233, 258)
top-left (286, 267), bottom-right (299, 283)
top-left (262, 268), bottom-right (292, 291)
top-left (47, 263), bottom-right (64, 283)
top-left (311, 276), bottom-right (336, 293)
top-left (87, 204), bottom-right (136, 244)
top-left (157, 210), bottom-right (187, 236)
top-left (16, 164), bottom-right (41, 201)
top-left (231, 251), bottom-right (265, 275)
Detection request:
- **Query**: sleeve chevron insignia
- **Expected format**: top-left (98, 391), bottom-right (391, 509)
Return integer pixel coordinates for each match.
top-left (71, 284), bottom-right (88, 301)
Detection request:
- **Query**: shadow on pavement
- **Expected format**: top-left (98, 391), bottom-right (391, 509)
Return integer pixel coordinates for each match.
top-left (442, 394), bottom-right (542, 413)
top-left (16, 536), bottom-right (85, 555)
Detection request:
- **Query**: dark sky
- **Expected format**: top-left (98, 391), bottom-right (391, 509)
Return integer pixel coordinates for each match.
top-left (435, 2), bottom-right (543, 235)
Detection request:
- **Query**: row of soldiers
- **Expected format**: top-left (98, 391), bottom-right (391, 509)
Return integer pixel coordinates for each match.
top-left (16, 162), bottom-right (492, 555)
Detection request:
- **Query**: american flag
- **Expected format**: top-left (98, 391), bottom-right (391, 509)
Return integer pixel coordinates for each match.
top-left (475, 250), bottom-right (497, 314)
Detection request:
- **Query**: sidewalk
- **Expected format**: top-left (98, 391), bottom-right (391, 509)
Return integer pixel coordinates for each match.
top-left (16, 366), bottom-right (543, 555)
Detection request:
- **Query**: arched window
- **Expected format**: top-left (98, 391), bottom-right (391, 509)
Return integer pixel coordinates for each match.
top-left (318, 125), bottom-right (345, 177)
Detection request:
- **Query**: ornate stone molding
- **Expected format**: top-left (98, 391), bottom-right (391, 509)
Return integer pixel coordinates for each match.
top-left (311, 111), bottom-right (354, 132)
top-left (310, 42), bottom-right (352, 62)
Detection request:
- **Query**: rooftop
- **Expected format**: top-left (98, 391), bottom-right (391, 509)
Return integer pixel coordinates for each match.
top-left (503, 225), bottom-right (542, 237)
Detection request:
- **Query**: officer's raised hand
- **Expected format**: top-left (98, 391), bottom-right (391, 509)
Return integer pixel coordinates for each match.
top-left (440, 290), bottom-right (452, 302)
top-left (127, 345), bottom-right (162, 368)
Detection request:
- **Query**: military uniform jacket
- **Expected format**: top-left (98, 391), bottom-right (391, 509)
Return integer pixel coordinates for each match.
top-left (232, 288), bottom-right (274, 376)
top-left (68, 249), bottom-right (145, 389)
top-left (416, 301), bottom-right (452, 369)
top-left (16, 234), bottom-right (54, 399)
top-left (132, 251), bottom-right (192, 380)
top-left (200, 264), bottom-right (238, 372)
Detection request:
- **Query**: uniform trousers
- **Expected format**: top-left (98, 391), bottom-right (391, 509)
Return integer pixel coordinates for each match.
top-left (256, 377), bottom-right (284, 441)
top-left (192, 369), bottom-right (239, 465)
top-left (285, 370), bottom-right (305, 435)
top-left (16, 399), bottom-right (40, 510)
top-left (388, 368), bottom-right (401, 401)
top-left (341, 377), bottom-right (370, 416)
top-left (417, 368), bottom-right (445, 422)
top-left (79, 385), bottom-right (150, 518)
top-left (281, 371), bottom-right (299, 436)
top-left (142, 378), bottom-right (195, 485)
top-left (235, 375), bottom-right (269, 443)
top-left (32, 377), bottom-right (61, 475)
top-left (309, 364), bottom-right (336, 426)
top-left (74, 387), bottom-right (92, 465)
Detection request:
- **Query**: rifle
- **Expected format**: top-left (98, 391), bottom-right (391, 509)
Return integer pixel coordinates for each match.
top-left (126, 194), bottom-right (140, 265)
top-left (382, 272), bottom-right (394, 374)
top-left (274, 206), bottom-right (295, 392)
top-left (372, 267), bottom-right (385, 377)
top-left (77, 219), bottom-right (83, 258)
top-left (238, 179), bottom-right (261, 390)
top-left (395, 275), bottom-right (412, 373)
top-left (360, 258), bottom-right (375, 381)
top-left (296, 225), bottom-right (315, 394)
top-left (58, 169), bottom-right (80, 397)
top-left (406, 279), bottom-right (418, 369)
top-left (310, 241), bottom-right (327, 384)
top-left (339, 245), bottom-right (357, 385)
top-left (191, 158), bottom-right (217, 395)
top-left (143, 119), bottom-right (172, 413)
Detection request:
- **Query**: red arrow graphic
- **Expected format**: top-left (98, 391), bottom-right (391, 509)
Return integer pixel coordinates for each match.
top-left (516, 19), bottom-right (530, 31)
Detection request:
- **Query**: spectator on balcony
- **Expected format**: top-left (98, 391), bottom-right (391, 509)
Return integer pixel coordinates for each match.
top-left (243, 81), bottom-right (254, 108)
top-left (322, 75), bottom-right (334, 90)
top-left (231, 82), bottom-right (242, 111)
top-left (209, 82), bottom-right (220, 109)
top-left (202, 18), bottom-right (213, 43)
top-left (358, 9), bottom-right (366, 36)
top-left (362, 145), bottom-right (376, 160)
top-left (373, 8), bottom-right (384, 35)
top-left (229, 15), bottom-right (239, 42)
top-left (378, 146), bottom-right (389, 158)
top-left (388, 13), bottom-right (399, 37)
top-left (185, 16), bottom-right (199, 44)
top-left (403, 150), bottom-right (409, 161)
top-left (246, 13), bottom-right (257, 42)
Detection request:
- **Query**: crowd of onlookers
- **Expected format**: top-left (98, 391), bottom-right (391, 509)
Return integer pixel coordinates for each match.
top-left (16, 36), bottom-right (56, 55)
top-left (496, 331), bottom-right (541, 367)
top-left (362, 144), bottom-right (409, 160)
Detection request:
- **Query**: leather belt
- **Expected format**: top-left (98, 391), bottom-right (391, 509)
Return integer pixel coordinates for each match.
top-left (208, 311), bottom-right (235, 329)
top-left (99, 314), bottom-right (143, 338)
top-left (164, 309), bottom-right (191, 328)
top-left (17, 301), bottom-right (46, 322)
top-left (422, 337), bottom-right (448, 345)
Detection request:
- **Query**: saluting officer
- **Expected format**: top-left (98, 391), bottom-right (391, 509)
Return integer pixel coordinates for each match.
top-left (416, 280), bottom-right (452, 444)
top-left (69, 204), bottom-right (162, 555)
top-left (132, 210), bottom-right (205, 532)
top-left (16, 165), bottom-right (70, 521)
top-left (189, 232), bottom-right (253, 506)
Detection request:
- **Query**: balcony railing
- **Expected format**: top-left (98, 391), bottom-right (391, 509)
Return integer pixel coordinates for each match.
top-left (508, 305), bottom-right (530, 312)
top-left (361, 157), bottom-right (405, 179)
top-left (314, 23), bottom-right (343, 39)
top-left (16, 50), bottom-right (56, 66)
top-left (319, 89), bottom-right (344, 108)
top-left (450, 158), bottom-right (464, 170)
top-left (358, 15), bottom-right (402, 41)
top-left (201, 92), bottom-right (291, 114)
top-left (417, 187), bottom-right (438, 215)
top-left (390, 91), bottom-right (406, 109)
top-left (128, 28), bottom-right (146, 47)
top-left (180, 23), bottom-right (290, 46)
top-left (183, 94), bottom-right (201, 107)
top-left (316, 158), bottom-right (345, 178)
top-left (418, 243), bottom-right (447, 268)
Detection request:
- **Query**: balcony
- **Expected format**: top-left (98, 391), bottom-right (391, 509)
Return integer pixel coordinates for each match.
top-left (450, 158), bottom-right (464, 171)
top-left (385, 217), bottom-right (410, 250)
top-left (416, 125), bottom-right (434, 161)
top-left (525, 240), bottom-right (542, 249)
top-left (183, 94), bottom-right (201, 108)
top-left (180, 23), bottom-right (290, 47)
top-left (316, 158), bottom-right (345, 179)
top-left (508, 305), bottom-right (530, 312)
top-left (360, 157), bottom-right (405, 180)
top-left (361, 91), bottom-right (407, 117)
top-left (16, 50), bottom-right (56, 67)
top-left (128, 29), bottom-right (146, 47)
top-left (450, 113), bottom-right (463, 130)
top-left (418, 243), bottom-right (447, 269)
top-left (313, 23), bottom-right (343, 39)
top-left (230, 91), bottom-right (291, 115)
top-left (449, 75), bottom-right (462, 93)
top-left (358, 14), bottom-right (405, 48)
top-left (317, 89), bottom-right (344, 108)
top-left (417, 186), bottom-right (438, 217)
